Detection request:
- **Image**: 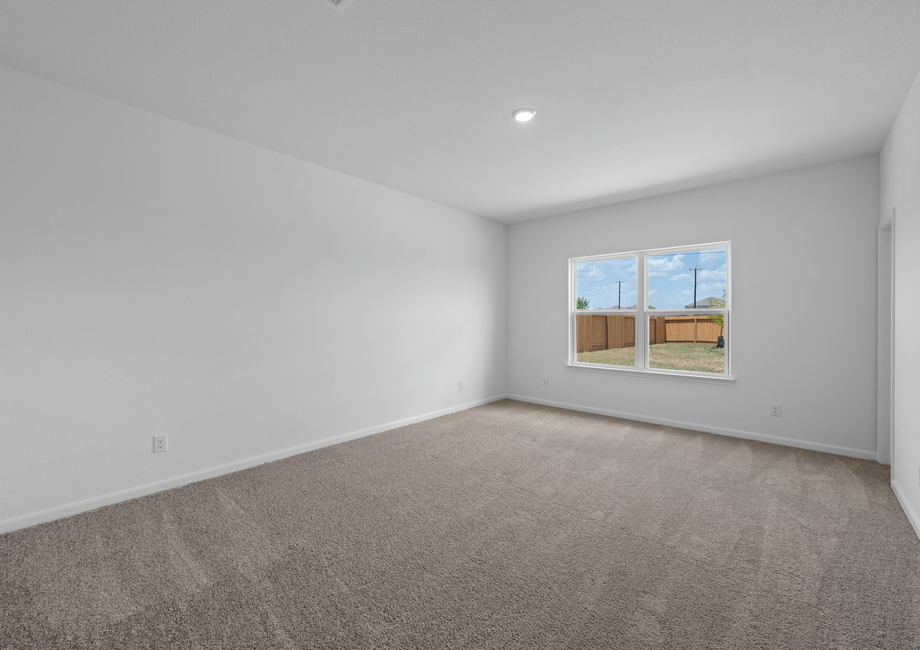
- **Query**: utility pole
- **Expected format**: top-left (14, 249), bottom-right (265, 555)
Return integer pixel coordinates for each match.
top-left (614, 280), bottom-right (624, 309)
top-left (689, 266), bottom-right (702, 343)
top-left (688, 267), bottom-right (702, 308)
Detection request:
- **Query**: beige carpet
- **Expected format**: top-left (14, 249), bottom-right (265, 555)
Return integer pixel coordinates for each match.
top-left (1, 399), bottom-right (918, 649)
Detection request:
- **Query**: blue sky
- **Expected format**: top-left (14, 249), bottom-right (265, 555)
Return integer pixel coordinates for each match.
top-left (576, 249), bottom-right (726, 310)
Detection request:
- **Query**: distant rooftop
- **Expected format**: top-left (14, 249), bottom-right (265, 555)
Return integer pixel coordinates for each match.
top-left (684, 297), bottom-right (721, 308)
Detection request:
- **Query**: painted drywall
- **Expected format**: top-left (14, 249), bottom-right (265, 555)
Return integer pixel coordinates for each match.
top-left (507, 156), bottom-right (880, 459)
top-left (877, 223), bottom-right (892, 466)
top-left (0, 66), bottom-right (507, 529)
top-left (881, 68), bottom-right (920, 538)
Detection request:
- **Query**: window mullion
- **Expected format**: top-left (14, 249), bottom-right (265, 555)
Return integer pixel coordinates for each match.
top-left (636, 253), bottom-right (647, 369)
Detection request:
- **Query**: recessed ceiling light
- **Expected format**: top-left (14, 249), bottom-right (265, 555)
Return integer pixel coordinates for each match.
top-left (327, 0), bottom-right (356, 13)
top-left (513, 108), bottom-right (536, 123)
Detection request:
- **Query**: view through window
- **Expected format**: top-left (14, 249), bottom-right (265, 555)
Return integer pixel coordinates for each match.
top-left (572, 243), bottom-right (730, 377)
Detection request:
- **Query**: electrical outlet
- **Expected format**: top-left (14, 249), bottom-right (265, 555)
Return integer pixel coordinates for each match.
top-left (459, 380), bottom-right (464, 391)
top-left (542, 377), bottom-right (548, 388)
top-left (153, 434), bottom-right (168, 453)
top-left (770, 403), bottom-right (781, 417)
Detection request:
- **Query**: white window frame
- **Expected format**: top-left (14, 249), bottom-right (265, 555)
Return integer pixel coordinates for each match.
top-left (567, 241), bottom-right (733, 383)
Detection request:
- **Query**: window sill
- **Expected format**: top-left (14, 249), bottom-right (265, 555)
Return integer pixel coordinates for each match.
top-left (565, 363), bottom-right (735, 384)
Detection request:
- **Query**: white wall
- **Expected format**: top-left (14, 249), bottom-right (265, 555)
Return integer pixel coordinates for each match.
top-left (877, 224), bottom-right (892, 466)
top-left (507, 156), bottom-right (880, 459)
top-left (881, 69), bottom-right (920, 538)
top-left (0, 66), bottom-right (507, 530)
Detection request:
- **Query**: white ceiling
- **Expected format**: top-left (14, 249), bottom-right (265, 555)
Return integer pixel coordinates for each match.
top-left (1, 1), bottom-right (919, 223)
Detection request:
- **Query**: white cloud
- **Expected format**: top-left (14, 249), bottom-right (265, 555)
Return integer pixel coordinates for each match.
top-left (648, 289), bottom-right (658, 296)
top-left (648, 254), bottom-right (685, 272)
top-left (669, 273), bottom-right (692, 281)
top-left (698, 249), bottom-right (726, 265)
top-left (696, 282), bottom-right (725, 295)
top-left (697, 265), bottom-right (726, 282)
top-left (577, 264), bottom-right (606, 281)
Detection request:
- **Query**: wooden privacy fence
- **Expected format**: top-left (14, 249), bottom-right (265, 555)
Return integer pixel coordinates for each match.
top-left (658, 315), bottom-right (723, 344)
top-left (577, 315), bottom-right (635, 353)
top-left (577, 314), bottom-right (724, 352)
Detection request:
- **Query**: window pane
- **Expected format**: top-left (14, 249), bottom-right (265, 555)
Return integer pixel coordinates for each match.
top-left (575, 314), bottom-right (636, 367)
top-left (647, 248), bottom-right (726, 310)
top-left (648, 314), bottom-right (725, 374)
top-left (575, 257), bottom-right (638, 310)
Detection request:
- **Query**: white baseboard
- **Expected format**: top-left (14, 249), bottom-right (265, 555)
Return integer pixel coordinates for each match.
top-left (891, 479), bottom-right (920, 541)
top-left (0, 395), bottom-right (506, 536)
top-left (506, 394), bottom-right (878, 461)
top-left (2, 394), bottom-right (884, 536)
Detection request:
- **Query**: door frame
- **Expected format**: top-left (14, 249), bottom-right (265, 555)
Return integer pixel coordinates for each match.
top-left (878, 210), bottom-right (895, 469)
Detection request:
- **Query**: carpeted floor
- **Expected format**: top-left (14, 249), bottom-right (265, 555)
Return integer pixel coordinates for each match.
top-left (1, 399), bottom-right (918, 649)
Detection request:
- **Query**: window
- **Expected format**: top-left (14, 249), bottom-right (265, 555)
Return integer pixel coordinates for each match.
top-left (570, 242), bottom-right (731, 380)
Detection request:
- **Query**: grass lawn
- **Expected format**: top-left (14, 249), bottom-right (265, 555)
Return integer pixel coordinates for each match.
top-left (577, 342), bottom-right (724, 374)
top-left (577, 347), bottom-right (636, 367)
